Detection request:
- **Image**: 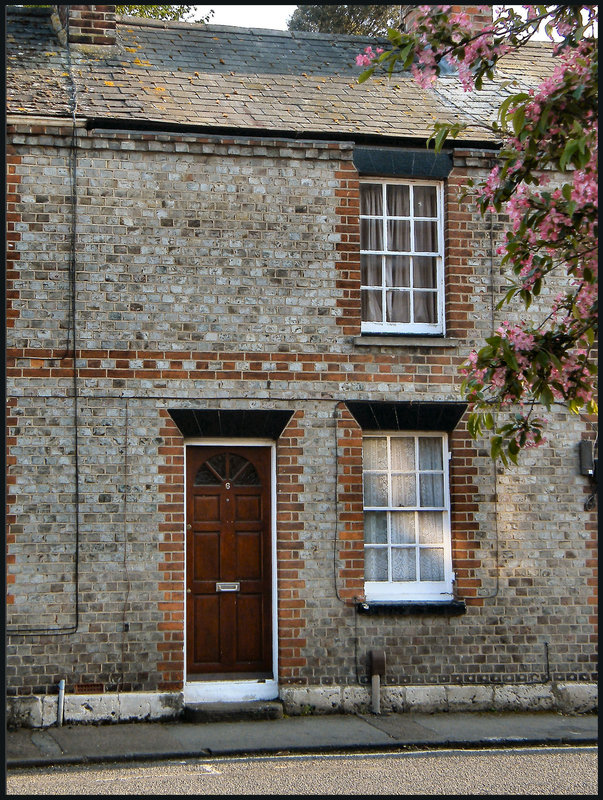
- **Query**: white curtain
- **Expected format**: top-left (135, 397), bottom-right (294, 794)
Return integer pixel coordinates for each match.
top-left (412, 187), bottom-right (438, 324)
top-left (360, 185), bottom-right (384, 322)
top-left (387, 184), bottom-right (410, 216)
top-left (361, 183), bottom-right (439, 326)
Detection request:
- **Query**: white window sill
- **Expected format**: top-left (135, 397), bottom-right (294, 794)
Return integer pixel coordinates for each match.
top-left (354, 335), bottom-right (460, 348)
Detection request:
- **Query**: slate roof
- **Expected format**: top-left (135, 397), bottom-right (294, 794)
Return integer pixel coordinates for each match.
top-left (6, 6), bottom-right (558, 143)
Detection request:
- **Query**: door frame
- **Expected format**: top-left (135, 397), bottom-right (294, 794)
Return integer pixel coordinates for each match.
top-left (183, 438), bottom-right (278, 703)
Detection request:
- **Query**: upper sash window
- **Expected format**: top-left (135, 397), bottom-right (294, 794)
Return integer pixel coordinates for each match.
top-left (360, 180), bottom-right (445, 335)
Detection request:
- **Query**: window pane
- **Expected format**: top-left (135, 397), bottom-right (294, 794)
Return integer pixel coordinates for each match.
top-left (414, 220), bottom-right (438, 252)
top-left (363, 433), bottom-right (450, 593)
top-left (194, 463), bottom-right (221, 485)
top-left (361, 254), bottom-right (382, 286)
top-left (232, 461), bottom-right (261, 486)
top-left (363, 437), bottom-right (387, 470)
top-left (386, 184), bottom-right (410, 216)
top-left (418, 512), bottom-right (443, 544)
top-left (361, 218), bottom-right (383, 251)
top-left (365, 547), bottom-right (388, 581)
top-left (418, 437), bottom-right (443, 470)
top-left (364, 473), bottom-right (388, 506)
top-left (207, 453), bottom-right (227, 479)
top-left (413, 291), bottom-right (437, 324)
top-left (387, 220), bottom-right (410, 252)
top-left (385, 256), bottom-right (410, 287)
top-left (364, 511), bottom-right (387, 544)
top-left (413, 256), bottom-right (437, 288)
top-left (419, 474), bottom-right (444, 507)
top-left (360, 183), bottom-right (383, 216)
top-left (386, 291), bottom-right (410, 324)
top-left (361, 290), bottom-right (382, 322)
top-left (392, 548), bottom-right (416, 581)
top-left (390, 512), bottom-right (415, 544)
top-left (392, 474), bottom-right (416, 507)
top-left (390, 437), bottom-right (415, 471)
top-left (419, 547), bottom-right (445, 581)
top-left (413, 185), bottom-right (437, 217)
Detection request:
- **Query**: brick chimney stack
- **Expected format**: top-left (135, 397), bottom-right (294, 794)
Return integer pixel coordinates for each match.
top-left (52, 5), bottom-right (117, 50)
top-left (401, 5), bottom-right (493, 35)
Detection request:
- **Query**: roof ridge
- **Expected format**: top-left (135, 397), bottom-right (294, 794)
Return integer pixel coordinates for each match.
top-left (115, 15), bottom-right (386, 42)
top-left (6, 5), bottom-right (50, 15)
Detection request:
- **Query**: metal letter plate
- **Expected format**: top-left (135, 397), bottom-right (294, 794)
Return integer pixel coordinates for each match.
top-left (216, 582), bottom-right (240, 592)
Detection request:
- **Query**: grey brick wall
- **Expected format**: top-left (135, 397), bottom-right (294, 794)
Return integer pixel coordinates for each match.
top-left (6, 123), bottom-right (597, 697)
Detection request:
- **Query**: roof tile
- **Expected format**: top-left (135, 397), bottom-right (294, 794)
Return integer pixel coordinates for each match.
top-left (7, 7), bottom-right (556, 143)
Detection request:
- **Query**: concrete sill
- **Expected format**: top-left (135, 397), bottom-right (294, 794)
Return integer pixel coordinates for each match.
top-left (357, 600), bottom-right (466, 616)
top-left (354, 336), bottom-right (461, 348)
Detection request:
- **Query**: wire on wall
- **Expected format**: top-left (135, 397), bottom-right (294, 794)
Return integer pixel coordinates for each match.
top-left (480, 203), bottom-right (501, 600)
top-left (116, 397), bottom-right (132, 689)
top-left (8, 6), bottom-right (81, 636)
top-left (332, 403), bottom-right (345, 604)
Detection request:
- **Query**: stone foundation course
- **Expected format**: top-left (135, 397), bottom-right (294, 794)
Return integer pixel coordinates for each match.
top-left (6, 682), bottom-right (597, 728)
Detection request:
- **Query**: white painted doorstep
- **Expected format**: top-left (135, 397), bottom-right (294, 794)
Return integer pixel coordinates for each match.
top-left (183, 680), bottom-right (279, 703)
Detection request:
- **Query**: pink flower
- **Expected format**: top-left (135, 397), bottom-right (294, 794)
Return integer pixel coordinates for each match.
top-left (356, 46), bottom-right (377, 67)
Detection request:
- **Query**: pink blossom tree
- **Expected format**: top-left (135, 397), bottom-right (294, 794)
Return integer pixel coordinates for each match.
top-left (358, 4), bottom-right (598, 464)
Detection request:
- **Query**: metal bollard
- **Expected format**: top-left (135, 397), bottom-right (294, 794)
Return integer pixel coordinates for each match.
top-left (57, 679), bottom-right (65, 727)
top-left (369, 649), bottom-right (386, 714)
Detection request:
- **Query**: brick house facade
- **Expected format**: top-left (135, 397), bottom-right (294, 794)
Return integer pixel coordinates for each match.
top-left (6, 5), bottom-right (597, 726)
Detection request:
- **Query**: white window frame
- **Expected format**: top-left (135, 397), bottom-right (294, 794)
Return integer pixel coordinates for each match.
top-left (362, 431), bottom-right (453, 602)
top-left (359, 178), bottom-right (445, 335)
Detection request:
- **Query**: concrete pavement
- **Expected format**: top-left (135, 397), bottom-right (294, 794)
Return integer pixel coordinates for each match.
top-left (6, 711), bottom-right (598, 768)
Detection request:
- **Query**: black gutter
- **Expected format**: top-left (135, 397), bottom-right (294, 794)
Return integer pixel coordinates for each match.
top-left (83, 116), bottom-right (501, 152)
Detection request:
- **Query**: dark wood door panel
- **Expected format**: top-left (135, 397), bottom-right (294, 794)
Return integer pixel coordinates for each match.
top-left (235, 531), bottom-right (263, 580)
top-left (191, 595), bottom-right (220, 667)
top-left (193, 493), bottom-right (221, 523)
top-left (191, 531), bottom-right (220, 583)
top-left (236, 594), bottom-right (265, 663)
top-left (234, 493), bottom-right (262, 521)
top-left (186, 446), bottom-right (272, 676)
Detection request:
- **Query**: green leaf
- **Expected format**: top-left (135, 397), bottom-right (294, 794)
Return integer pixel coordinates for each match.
top-left (498, 92), bottom-right (529, 126)
top-left (468, 414), bottom-right (480, 438)
top-left (511, 105), bottom-right (525, 136)
top-left (561, 183), bottom-right (573, 201)
top-left (398, 43), bottom-right (413, 68)
top-left (387, 28), bottom-right (404, 47)
top-left (434, 126), bottom-right (449, 153)
top-left (539, 384), bottom-right (554, 408)
top-left (548, 351), bottom-right (563, 371)
top-left (573, 84), bottom-right (585, 100)
top-left (502, 346), bottom-right (519, 371)
top-left (559, 140), bottom-right (579, 170)
top-left (568, 398), bottom-right (581, 414)
top-left (357, 67), bottom-right (375, 84)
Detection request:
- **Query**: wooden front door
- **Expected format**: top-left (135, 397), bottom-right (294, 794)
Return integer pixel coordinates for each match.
top-left (186, 446), bottom-right (272, 679)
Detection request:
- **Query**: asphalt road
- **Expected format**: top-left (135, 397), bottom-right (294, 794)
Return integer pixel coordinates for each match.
top-left (6, 746), bottom-right (598, 795)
